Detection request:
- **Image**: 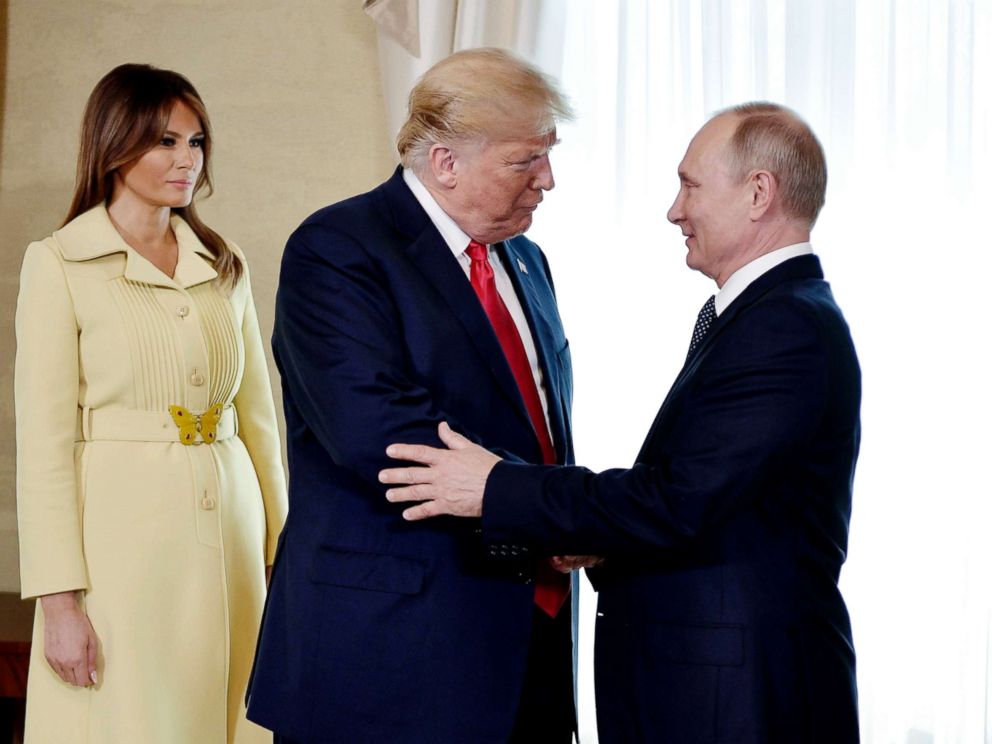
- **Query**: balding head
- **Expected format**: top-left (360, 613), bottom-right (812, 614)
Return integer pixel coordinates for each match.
top-left (719, 102), bottom-right (827, 227)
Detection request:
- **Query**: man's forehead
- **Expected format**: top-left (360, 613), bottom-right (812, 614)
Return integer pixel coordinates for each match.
top-left (500, 129), bottom-right (557, 146)
top-left (681, 116), bottom-right (735, 169)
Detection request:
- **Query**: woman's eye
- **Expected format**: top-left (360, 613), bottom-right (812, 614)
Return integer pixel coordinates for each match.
top-left (190, 137), bottom-right (205, 148)
top-left (160, 137), bottom-right (176, 147)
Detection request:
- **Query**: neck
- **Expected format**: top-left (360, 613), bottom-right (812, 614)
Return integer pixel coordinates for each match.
top-left (715, 222), bottom-right (809, 288)
top-left (107, 194), bottom-right (174, 251)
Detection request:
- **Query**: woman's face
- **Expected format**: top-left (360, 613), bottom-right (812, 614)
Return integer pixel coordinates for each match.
top-left (113, 100), bottom-right (205, 210)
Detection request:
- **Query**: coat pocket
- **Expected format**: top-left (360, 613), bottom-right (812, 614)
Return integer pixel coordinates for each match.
top-left (309, 547), bottom-right (426, 595)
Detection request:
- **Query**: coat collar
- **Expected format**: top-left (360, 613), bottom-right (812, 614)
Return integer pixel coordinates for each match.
top-left (692, 253), bottom-right (824, 364)
top-left (635, 254), bottom-right (825, 463)
top-left (53, 204), bottom-right (218, 289)
top-left (375, 167), bottom-right (549, 448)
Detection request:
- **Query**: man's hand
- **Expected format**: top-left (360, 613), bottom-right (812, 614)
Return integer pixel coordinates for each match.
top-left (380, 422), bottom-right (501, 520)
top-left (549, 555), bottom-right (604, 573)
top-left (40, 591), bottom-right (99, 687)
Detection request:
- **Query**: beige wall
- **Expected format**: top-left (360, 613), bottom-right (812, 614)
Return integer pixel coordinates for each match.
top-left (0, 0), bottom-right (395, 593)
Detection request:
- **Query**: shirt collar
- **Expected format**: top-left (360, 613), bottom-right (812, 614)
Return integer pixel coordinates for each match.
top-left (715, 242), bottom-right (813, 315)
top-left (403, 167), bottom-right (480, 257)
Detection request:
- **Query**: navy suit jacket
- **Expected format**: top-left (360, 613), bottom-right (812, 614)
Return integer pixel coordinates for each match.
top-left (484, 255), bottom-right (861, 743)
top-left (246, 167), bottom-right (574, 743)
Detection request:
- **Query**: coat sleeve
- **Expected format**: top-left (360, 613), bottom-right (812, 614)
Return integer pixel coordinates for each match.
top-left (230, 249), bottom-right (288, 565)
top-left (273, 223), bottom-right (522, 490)
top-left (15, 240), bottom-right (88, 599)
top-left (482, 299), bottom-right (837, 555)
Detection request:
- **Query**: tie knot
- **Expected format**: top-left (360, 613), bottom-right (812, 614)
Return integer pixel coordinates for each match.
top-left (466, 240), bottom-right (488, 262)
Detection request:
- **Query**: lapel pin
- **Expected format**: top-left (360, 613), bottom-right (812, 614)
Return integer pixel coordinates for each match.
top-left (516, 259), bottom-right (528, 275)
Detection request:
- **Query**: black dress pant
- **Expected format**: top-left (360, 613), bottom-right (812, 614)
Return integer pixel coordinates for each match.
top-left (274, 603), bottom-right (576, 744)
top-left (508, 602), bottom-right (576, 744)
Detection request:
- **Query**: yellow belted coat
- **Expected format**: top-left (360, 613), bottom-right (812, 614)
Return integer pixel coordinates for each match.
top-left (14, 205), bottom-right (288, 743)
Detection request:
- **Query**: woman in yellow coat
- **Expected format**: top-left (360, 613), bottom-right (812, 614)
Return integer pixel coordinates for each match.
top-left (14, 63), bottom-right (288, 743)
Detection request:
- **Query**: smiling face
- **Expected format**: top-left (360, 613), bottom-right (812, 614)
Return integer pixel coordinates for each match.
top-left (442, 130), bottom-right (558, 244)
top-left (112, 100), bottom-right (205, 210)
top-left (667, 114), bottom-right (755, 285)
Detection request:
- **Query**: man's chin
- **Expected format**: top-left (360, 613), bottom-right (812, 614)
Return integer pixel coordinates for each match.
top-left (486, 217), bottom-right (533, 243)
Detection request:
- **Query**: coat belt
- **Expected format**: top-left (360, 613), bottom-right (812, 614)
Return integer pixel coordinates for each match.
top-left (75, 406), bottom-right (238, 443)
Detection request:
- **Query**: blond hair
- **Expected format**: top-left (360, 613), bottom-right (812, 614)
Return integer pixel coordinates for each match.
top-left (397, 48), bottom-right (573, 170)
top-left (720, 102), bottom-right (827, 227)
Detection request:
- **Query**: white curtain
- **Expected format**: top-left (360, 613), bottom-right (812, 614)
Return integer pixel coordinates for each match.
top-left (365, 0), bottom-right (570, 146)
top-left (525, 1), bottom-right (992, 742)
top-left (364, 1), bottom-right (992, 742)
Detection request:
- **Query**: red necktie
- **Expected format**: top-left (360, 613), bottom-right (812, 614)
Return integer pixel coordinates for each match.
top-left (466, 240), bottom-right (569, 617)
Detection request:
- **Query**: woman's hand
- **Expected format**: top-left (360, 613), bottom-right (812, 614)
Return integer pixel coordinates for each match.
top-left (40, 591), bottom-right (99, 687)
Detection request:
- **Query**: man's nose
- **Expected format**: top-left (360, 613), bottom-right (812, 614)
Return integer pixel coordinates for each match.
top-left (531, 155), bottom-right (555, 191)
top-left (667, 193), bottom-right (683, 224)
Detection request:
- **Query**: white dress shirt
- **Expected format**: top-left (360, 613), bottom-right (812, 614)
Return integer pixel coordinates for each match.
top-left (403, 168), bottom-right (553, 435)
top-left (714, 242), bottom-right (814, 316)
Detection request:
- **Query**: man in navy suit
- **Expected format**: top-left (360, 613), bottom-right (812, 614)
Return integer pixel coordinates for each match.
top-left (381, 102), bottom-right (862, 743)
top-left (246, 49), bottom-right (580, 743)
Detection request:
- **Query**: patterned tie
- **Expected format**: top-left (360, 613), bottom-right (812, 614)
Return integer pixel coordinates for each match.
top-left (686, 295), bottom-right (717, 360)
top-left (466, 240), bottom-right (569, 617)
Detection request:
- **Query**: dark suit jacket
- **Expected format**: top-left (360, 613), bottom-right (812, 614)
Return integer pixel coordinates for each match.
top-left (484, 255), bottom-right (861, 743)
top-left (245, 167), bottom-right (574, 743)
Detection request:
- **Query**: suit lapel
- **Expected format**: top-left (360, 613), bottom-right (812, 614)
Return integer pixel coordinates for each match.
top-left (377, 169), bottom-right (536, 435)
top-left (636, 255), bottom-right (825, 462)
top-left (499, 240), bottom-right (569, 462)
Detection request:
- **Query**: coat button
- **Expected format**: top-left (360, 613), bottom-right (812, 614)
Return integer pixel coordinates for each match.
top-left (176, 305), bottom-right (190, 317)
top-left (190, 370), bottom-right (205, 386)
top-left (200, 496), bottom-right (215, 510)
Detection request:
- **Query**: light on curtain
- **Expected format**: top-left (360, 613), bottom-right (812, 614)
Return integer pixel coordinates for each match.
top-left (365, 0), bottom-right (570, 148)
top-left (525, 2), bottom-right (992, 743)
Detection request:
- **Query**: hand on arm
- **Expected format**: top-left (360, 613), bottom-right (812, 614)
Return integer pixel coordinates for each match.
top-left (40, 591), bottom-right (99, 687)
top-left (380, 422), bottom-right (501, 519)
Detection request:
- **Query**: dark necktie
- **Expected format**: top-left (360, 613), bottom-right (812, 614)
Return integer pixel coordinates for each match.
top-left (466, 240), bottom-right (568, 617)
top-left (686, 295), bottom-right (717, 360)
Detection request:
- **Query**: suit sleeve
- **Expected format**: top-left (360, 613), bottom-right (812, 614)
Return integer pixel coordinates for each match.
top-left (15, 240), bottom-right (88, 599)
top-left (273, 223), bottom-right (520, 489)
top-left (482, 299), bottom-right (832, 555)
top-left (230, 249), bottom-right (288, 564)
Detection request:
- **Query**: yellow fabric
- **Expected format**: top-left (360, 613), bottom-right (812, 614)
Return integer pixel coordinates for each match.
top-left (15, 205), bottom-right (288, 744)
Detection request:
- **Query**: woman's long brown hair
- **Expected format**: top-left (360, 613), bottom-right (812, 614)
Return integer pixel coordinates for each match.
top-left (64, 63), bottom-right (242, 285)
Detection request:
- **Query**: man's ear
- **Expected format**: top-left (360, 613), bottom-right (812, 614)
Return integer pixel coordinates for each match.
top-left (429, 144), bottom-right (458, 188)
top-left (748, 169), bottom-right (777, 220)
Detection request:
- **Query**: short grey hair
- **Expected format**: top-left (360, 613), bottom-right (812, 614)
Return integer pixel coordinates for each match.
top-left (718, 102), bottom-right (827, 226)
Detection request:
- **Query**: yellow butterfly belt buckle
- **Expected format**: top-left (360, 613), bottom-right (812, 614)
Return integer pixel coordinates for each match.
top-left (168, 403), bottom-right (224, 445)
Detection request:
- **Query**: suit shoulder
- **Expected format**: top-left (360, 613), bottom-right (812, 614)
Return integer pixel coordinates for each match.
top-left (286, 184), bottom-right (393, 262)
top-left (729, 279), bottom-right (856, 365)
top-left (300, 186), bottom-right (381, 230)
